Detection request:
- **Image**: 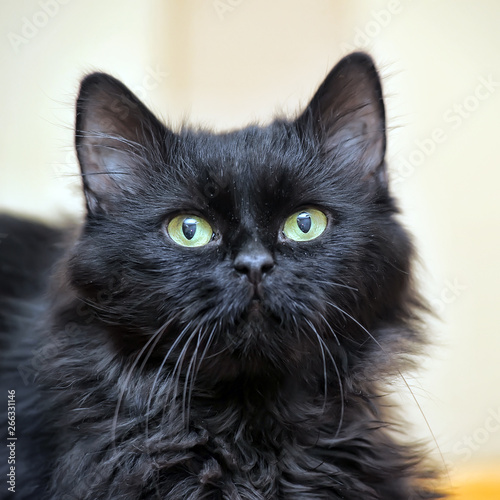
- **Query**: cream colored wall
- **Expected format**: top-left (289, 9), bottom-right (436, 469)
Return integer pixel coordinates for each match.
top-left (1, 0), bottom-right (499, 478)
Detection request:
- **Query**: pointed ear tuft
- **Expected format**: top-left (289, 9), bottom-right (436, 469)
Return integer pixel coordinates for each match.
top-left (299, 52), bottom-right (387, 188)
top-left (75, 73), bottom-right (167, 215)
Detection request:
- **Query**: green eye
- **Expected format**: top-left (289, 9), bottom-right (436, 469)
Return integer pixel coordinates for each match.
top-left (167, 215), bottom-right (213, 247)
top-left (283, 208), bottom-right (327, 242)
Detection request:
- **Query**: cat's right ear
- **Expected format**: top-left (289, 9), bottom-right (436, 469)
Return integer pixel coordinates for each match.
top-left (297, 53), bottom-right (387, 190)
top-left (75, 73), bottom-right (168, 215)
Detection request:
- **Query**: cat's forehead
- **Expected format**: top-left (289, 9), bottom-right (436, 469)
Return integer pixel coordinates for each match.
top-left (184, 124), bottom-right (299, 174)
top-left (176, 123), bottom-right (323, 214)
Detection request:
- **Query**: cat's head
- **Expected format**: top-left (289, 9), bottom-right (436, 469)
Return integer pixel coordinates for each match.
top-left (69, 53), bottom-right (418, 381)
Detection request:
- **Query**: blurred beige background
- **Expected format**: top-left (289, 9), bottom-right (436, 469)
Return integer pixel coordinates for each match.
top-left (1, 0), bottom-right (499, 484)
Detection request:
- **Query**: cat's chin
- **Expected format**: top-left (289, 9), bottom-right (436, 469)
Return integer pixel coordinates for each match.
top-left (234, 319), bottom-right (268, 349)
top-left (215, 299), bottom-right (301, 374)
top-left (233, 299), bottom-right (273, 339)
top-left (245, 298), bottom-right (264, 319)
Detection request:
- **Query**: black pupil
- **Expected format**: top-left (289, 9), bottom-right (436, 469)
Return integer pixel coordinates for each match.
top-left (297, 212), bottom-right (312, 233)
top-left (182, 219), bottom-right (198, 240)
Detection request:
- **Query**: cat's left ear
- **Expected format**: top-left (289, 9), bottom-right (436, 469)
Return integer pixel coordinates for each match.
top-left (298, 52), bottom-right (387, 188)
top-left (75, 73), bottom-right (168, 215)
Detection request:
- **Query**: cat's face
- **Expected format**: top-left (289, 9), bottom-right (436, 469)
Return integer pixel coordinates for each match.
top-left (69, 53), bottom-right (413, 380)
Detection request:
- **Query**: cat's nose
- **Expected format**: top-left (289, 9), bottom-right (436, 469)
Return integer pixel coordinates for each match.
top-left (234, 240), bottom-right (274, 285)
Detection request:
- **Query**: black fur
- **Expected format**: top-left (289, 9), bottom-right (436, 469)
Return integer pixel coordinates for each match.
top-left (0, 53), bottom-right (443, 499)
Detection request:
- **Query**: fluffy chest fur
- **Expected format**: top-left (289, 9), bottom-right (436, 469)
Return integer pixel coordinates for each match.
top-left (40, 335), bottom-right (420, 499)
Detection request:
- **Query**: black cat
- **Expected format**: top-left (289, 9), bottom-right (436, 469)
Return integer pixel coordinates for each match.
top-left (0, 52), bottom-right (443, 499)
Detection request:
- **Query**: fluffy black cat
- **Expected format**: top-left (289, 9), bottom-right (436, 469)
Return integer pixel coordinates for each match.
top-left (0, 53), bottom-right (443, 499)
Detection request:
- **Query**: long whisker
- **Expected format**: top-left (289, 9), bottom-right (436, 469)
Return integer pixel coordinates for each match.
top-left (318, 312), bottom-right (341, 346)
top-left (315, 280), bottom-right (359, 292)
top-left (133, 317), bottom-right (179, 497)
top-left (185, 323), bottom-right (218, 424)
top-left (181, 327), bottom-right (204, 426)
top-left (305, 318), bottom-right (344, 437)
top-left (193, 323), bottom-right (218, 378)
top-left (171, 326), bottom-right (201, 403)
top-left (145, 321), bottom-right (194, 440)
top-left (304, 318), bottom-right (328, 413)
top-left (111, 318), bottom-right (174, 446)
top-left (325, 300), bottom-right (450, 481)
top-left (161, 324), bottom-right (203, 429)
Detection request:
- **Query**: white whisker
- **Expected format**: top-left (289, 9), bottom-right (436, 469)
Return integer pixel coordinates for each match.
top-left (112, 317), bottom-right (175, 446)
top-left (144, 320), bottom-right (194, 440)
top-left (305, 318), bottom-right (344, 437)
top-left (325, 300), bottom-right (449, 480)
